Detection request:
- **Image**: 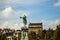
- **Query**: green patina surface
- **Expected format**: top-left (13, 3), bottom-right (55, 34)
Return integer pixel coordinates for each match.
top-left (22, 31), bottom-right (26, 40)
top-left (20, 15), bottom-right (27, 40)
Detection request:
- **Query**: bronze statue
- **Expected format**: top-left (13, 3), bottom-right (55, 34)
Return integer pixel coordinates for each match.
top-left (20, 15), bottom-right (27, 27)
top-left (20, 15), bottom-right (27, 40)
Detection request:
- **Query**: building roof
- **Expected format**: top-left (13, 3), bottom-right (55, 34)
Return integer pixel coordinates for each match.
top-left (29, 23), bottom-right (42, 25)
top-left (29, 23), bottom-right (42, 28)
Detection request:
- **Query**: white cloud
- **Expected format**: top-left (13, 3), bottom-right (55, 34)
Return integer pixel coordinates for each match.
top-left (0, 7), bottom-right (30, 18)
top-left (0, 21), bottom-right (10, 29)
top-left (0, 21), bottom-right (22, 30)
top-left (54, 0), bottom-right (60, 7)
top-left (41, 20), bottom-right (60, 30)
top-left (10, 23), bottom-right (22, 30)
top-left (0, 6), bottom-right (30, 30)
top-left (2, 7), bottom-right (14, 17)
top-left (0, 19), bottom-right (60, 30)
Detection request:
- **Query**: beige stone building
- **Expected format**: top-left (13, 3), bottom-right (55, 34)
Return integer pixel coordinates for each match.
top-left (28, 23), bottom-right (43, 34)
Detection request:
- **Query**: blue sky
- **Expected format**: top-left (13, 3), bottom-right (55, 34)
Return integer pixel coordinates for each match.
top-left (0, 0), bottom-right (60, 30)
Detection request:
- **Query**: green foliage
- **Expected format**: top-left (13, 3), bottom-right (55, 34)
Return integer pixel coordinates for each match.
top-left (12, 36), bottom-right (17, 40)
top-left (53, 30), bottom-right (57, 40)
top-left (37, 30), bottom-right (45, 39)
top-left (53, 25), bottom-right (60, 40)
top-left (46, 28), bottom-right (53, 40)
top-left (12, 33), bottom-right (21, 40)
top-left (28, 31), bottom-right (37, 40)
top-left (1, 34), bottom-right (7, 40)
top-left (18, 33), bottom-right (21, 40)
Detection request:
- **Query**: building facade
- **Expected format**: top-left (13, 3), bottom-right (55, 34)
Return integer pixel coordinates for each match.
top-left (28, 23), bottom-right (43, 34)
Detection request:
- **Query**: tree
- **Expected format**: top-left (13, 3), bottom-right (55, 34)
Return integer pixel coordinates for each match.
top-left (53, 24), bottom-right (60, 40)
top-left (43, 29), bottom-right (46, 34)
top-left (53, 29), bottom-right (57, 40)
top-left (46, 28), bottom-right (53, 40)
top-left (18, 33), bottom-right (21, 40)
top-left (28, 31), bottom-right (37, 40)
top-left (12, 36), bottom-right (17, 40)
top-left (37, 29), bottom-right (45, 40)
top-left (1, 34), bottom-right (7, 40)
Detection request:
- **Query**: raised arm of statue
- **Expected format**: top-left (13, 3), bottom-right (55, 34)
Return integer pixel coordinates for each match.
top-left (20, 15), bottom-right (27, 26)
